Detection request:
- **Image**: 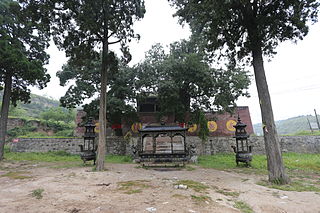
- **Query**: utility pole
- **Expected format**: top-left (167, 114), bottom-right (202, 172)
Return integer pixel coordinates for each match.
top-left (314, 109), bottom-right (320, 130)
top-left (307, 117), bottom-right (313, 133)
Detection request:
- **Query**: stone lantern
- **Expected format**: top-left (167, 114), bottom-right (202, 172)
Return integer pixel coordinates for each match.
top-left (232, 116), bottom-right (253, 166)
top-left (79, 118), bottom-right (97, 164)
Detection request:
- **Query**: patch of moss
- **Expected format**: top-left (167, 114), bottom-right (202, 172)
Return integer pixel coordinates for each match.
top-left (117, 180), bottom-right (151, 194)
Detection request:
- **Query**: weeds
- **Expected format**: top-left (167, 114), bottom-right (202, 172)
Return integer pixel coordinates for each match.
top-left (31, 188), bottom-right (44, 199)
top-left (233, 201), bottom-right (253, 213)
top-left (117, 180), bottom-right (151, 194)
top-left (191, 195), bottom-right (211, 204)
top-left (215, 188), bottom-right (240, 197)
top-left (257, 180), bottom-right (320, 192)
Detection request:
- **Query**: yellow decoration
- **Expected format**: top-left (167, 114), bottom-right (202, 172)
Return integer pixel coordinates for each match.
top-left (226, 120), bottom-right (237, 131)
top-left (131, 123), bottom-right (142, 133)
top-left (188, 124), bottom-right (198, 133)
top-left (94, 122), bottom-right (100, 133)
top-left (207, 121), bottom-right (218, 132)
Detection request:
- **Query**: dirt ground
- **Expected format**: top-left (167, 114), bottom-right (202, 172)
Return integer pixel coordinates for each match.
top-left (0, 162), bottom-right (319, 213)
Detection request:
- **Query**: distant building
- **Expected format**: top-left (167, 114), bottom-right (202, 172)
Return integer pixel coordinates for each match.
top-left (75, 97), bottom-right (254, 137)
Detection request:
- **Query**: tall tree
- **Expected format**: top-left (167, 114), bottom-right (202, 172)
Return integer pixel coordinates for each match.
top-left (52, 0), bottom-right (145, 170)
top-left (134, 40), bottom-right (250, 122)
top-left (170, 0), bottom-right (319, 183)
top-left (57, 54), bottom-right (138, 135)
top-left (0, 0), bottom-right (50, 160)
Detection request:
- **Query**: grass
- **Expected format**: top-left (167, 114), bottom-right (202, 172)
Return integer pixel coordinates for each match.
top-left (0, 171), bottom-right (32, 179)
top-left (191, 195), bottom-right (211, 204)
top-left (198, 153), bottom-right (320, 174)
top-left (257, 179), bottom-right (320, 192)
top-left (31, 188), bottom-right (44, 199)
top-left (3, 146), bottom-right (132, 165)
top-left (176, 180), bottom-right (209, 193)
top-left (117, 180), bottom-right (151, 194)
top-left (233, 201), bottom-right (253, 213)
top-left (215, 188), bottom-right (240, 197)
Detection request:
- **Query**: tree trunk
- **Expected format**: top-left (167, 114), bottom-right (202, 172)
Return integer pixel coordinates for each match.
top-left (96, 42), bottom-right (108, 171)
top-left (0, 72), bottom-right (12, 160)
top-left (252, 46), bottom-right (290, 184)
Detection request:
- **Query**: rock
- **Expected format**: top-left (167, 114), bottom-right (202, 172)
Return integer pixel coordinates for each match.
top-left (146, 207), bottom-right (157, 212)
top-left (174, 184), bottom-right (188, 189)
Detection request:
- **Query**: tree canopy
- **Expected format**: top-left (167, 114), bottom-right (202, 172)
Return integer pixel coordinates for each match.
top-left (169, 0), bottom-right (319, 184)
top-left (0, 0), bottom-right (51, 160)
top-left (134, 40), bottom-right (251, 122)
top-left (50, 0), bottom-right (145, 170)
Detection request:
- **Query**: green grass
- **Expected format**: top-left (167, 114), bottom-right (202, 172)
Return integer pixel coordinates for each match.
top-left (105, 155), bottom-right (132, 163)
top-left (191, 195), bottom-right (211, 203)
top-left (257, 180), bottom-right (320, 192)
top-left (233, 201), bottom-right (253, 213)
top-left (117, 180), bottom-right (151, 194)
top-left (198, 153), bottom-right (320, 174)
top-left (3, 146), bottom-right (132, 165)
top-left (286, 130), bottom-right (320, 136)
top-left (198, 153), bottom-right (267, 174)
top-left (0, 171), bottom-right (32, 179)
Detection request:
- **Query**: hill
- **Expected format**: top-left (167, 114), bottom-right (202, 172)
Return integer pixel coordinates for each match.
top-left (253, 115), bottom-right (320, 136)
top-left (0, 92), bottom-right (60, 118)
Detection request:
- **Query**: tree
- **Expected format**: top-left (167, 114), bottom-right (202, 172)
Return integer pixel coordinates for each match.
top-left (170, 0), bottom-right (319, 183)
top-left (134, 40), bottom-right (250, 122)
top-left (57, 54), bottom-right (138, 136)
top-left (52, 0), bottom-right (145, 170)
top-left (0, 0), bottom-right (50, 160)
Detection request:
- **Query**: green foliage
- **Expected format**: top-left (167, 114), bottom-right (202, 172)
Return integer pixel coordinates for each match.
top-left (40, 107), bottom-right (75, 123)
top-left (31, 188), bottom-right (44, 199)
top-left (135, 40), bottom-right (250, 122)
top-left (192, 110), bottom-right (209, 141)
top-left (170, 0), bottom-right (319, 64)
top-left (7, 123), bottom-right (37, 138)
top-left (0, 0), bottom-right (50, 105)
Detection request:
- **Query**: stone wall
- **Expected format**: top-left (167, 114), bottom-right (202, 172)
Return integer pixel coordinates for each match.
top-left (9, 136), bottom-right (320, 155)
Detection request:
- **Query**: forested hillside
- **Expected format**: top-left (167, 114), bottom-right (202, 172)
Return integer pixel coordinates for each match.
top-left (254, 115), bottom-right (320, 136)
top-left (0, 92), bottom-right (60, 118)
top-left (1, 92), bottom-right (76, 138)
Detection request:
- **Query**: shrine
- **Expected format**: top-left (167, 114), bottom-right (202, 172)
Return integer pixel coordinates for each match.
top-left (138, 125), bottom-right (189, 165)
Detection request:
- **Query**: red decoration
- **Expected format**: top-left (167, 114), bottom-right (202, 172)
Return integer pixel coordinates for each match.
top-left (111, 124), bottom-right (122, 129)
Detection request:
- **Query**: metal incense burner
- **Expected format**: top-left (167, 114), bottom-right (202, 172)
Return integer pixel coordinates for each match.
top-left (232, 116), bottom-right (253, 166)
top-left (79, 118), bottom-right (97, 164)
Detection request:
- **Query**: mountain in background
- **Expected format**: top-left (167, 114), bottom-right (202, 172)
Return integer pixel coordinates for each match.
top-left (253, 115), bottom-right (320, 136)
top-left (0, 92), bottom-right (60, 118)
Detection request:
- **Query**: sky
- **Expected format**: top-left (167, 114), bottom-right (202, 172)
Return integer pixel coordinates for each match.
top-left (32, 0), bottom-right (320, 125)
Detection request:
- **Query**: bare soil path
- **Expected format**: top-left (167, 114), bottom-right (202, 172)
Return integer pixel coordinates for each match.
top-left (0, 162), bottom-right (319, 213)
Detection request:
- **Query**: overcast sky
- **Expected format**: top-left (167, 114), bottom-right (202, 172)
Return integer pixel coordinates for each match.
top-left (32, 0), bottom-right (320, 124)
